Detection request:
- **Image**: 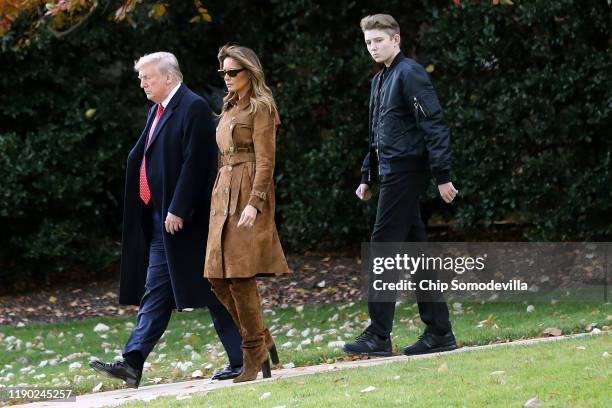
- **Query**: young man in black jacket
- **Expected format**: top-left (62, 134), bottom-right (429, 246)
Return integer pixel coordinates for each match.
top-left (344, 14), bottom-right (459, 357)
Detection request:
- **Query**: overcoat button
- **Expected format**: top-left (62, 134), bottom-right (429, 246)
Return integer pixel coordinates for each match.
top-left (228, 165), bottom-right (233, 171)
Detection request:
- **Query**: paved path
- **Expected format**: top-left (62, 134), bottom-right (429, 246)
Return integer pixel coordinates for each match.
top-left (15, 332), bottom-right (605, 407)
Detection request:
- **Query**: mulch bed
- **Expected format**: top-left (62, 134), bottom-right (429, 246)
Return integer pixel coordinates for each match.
top-left (0, 254), bottom-right (362, 326)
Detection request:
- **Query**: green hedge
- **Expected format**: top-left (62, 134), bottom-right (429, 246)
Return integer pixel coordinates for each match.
top-left (0, 0), bottom-right (610, 284)
top-left (421, 0), bottom-right (611, 241)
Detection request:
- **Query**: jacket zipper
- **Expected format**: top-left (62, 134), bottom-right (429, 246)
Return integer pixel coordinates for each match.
top-left (414, 96), bottom-right (429, 118)
top-left (376, 129), bottom-right (381, 178)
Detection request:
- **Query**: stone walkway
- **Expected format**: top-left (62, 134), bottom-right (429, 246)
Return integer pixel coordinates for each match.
top-left (16, 332), bottom-right (604, 407)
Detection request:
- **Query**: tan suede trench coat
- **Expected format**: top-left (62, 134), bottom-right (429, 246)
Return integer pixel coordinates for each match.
top-left (204, 95), bottom-right (290, 279)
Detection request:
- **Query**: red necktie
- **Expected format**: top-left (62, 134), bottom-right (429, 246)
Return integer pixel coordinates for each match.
top-left (139, 104), bottom-right (165, 204)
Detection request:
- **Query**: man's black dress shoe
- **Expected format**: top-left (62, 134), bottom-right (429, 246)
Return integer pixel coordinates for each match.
top-left (403, 331), bottom-right (458, 356)
top-left (211, 363), bottom-right (243, 381)
top-left (343, 330), bottom-right (392, 357)
top-left (89, 359), bottom-right (142, 388)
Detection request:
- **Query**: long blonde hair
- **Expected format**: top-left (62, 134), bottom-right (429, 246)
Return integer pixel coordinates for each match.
top-left (217, 44), bottom-right (278, 117)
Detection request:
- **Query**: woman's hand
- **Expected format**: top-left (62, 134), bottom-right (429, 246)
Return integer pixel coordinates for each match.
top-left (237, 204), bottom-right (258, 228)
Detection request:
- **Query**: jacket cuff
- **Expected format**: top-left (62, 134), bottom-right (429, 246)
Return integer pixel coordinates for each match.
top-left (168, 204), bottom-right (192, 221)
top-left (361, 172), bottom-right (373, 186)
top-left (248, 190), bottom-right (267, 213)
top-left (433, 169), bottom-right (451, 185)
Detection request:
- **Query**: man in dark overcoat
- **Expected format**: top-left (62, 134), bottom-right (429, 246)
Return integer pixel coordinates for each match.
top-left (90, 52), bottom-right (243, 387)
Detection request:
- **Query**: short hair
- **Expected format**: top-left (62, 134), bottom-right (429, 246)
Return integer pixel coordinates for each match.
top-left (134, 52), bottom-right (183, 83)
top-left (360, 14), bottom-right (400, 37)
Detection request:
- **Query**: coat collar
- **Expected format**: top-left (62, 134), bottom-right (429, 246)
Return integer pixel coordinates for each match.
top-left (228, 90), bottom-right (252, 111)
top-left (378, 51), bottom-right (405, 77)
top-left (387, 51), bottom-right (405, 70)
top-left (144, 83), bottom-right (189, 153)
top-left (160, 82), bottom-right (182, 108)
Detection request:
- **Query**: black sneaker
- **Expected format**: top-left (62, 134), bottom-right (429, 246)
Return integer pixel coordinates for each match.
top-left (89, 359), bottom-right (142, 388)
top-left (211, 363), bottom-right (243, 380)
top-left (343, 330), bottom-right (392, 357)
top-left (403, 331), bottom-right (457, 356)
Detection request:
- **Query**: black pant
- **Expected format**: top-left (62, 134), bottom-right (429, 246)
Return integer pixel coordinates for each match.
top-left (367, 171), bottom-right (452, 337)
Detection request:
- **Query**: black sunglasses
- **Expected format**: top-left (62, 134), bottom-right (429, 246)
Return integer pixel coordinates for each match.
top-left (218, 68), bottom-right (246, 78)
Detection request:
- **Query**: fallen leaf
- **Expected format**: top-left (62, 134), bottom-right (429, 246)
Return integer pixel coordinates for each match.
top-left (523, 396), bottom-right (541, 407)
top-left (437, 363), bottom-right (449, 373)
top-left (171, 367), bottom-right (181, 379)
top-left (68, 362), bottom-right (82, 371)
top-left (478, 313), bottom-right (495, 327)
top-left (542, 327), bottom-right (562, 337)
top-left (93, 323), bottom-right (110, 333)
top-left (327, 341), bottom-right (345, 349)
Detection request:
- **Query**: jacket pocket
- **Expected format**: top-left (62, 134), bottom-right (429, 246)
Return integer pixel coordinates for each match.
top-left (232, 120), bottom-right (253, 145)
top-left (229, 166), bottom-right (245, 215)
top-left (414, 89), bottom-right (442, 118)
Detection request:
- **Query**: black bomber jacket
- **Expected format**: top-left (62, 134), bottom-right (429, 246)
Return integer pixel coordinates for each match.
top-left (361, 52), bottom-right (452, 186)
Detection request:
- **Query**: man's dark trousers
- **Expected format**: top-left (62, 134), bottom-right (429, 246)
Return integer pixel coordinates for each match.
top-left (123, 207), bottom-right (242, 367)
top-left (366, 171), bottom-right (452, 338)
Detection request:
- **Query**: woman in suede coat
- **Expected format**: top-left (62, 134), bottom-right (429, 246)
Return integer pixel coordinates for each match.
top-left (204, 44), bottom-right (290, 383)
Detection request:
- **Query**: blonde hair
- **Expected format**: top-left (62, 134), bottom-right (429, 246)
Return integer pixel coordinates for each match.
top-left (360, 14), bottom-right (400, 38)
top-left (134, 52), bottom-right (183, 83)
top-left (217, 44), bottom-right (278, 117)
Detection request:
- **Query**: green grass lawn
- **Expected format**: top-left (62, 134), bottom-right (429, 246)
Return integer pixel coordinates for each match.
top-left (117, 334), bottom-right (612, 408)
top-left (0, 301), bottom-right (609, 396)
